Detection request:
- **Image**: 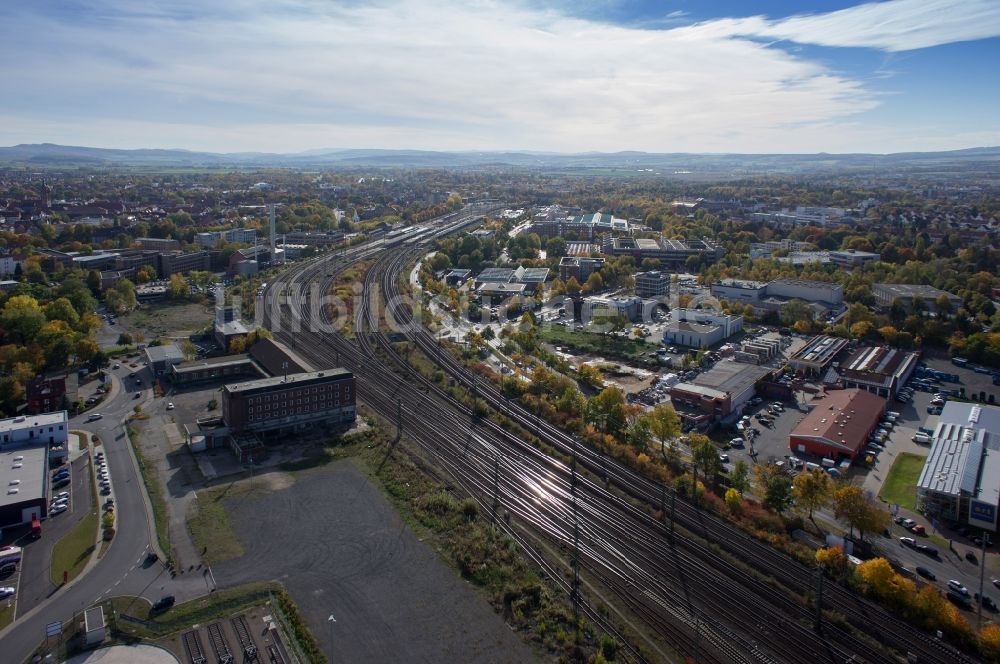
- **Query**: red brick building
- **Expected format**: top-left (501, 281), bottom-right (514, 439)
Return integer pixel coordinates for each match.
top-left (222, 369), bottom-right (355, 436)
top-left (26, 375), bottom-right (69, 414)
top-left (789, 389), bottom-right (886, 461)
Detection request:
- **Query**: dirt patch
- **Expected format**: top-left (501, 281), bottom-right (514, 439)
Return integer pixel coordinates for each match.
top-left (118, 301), bottom-right (214, 339)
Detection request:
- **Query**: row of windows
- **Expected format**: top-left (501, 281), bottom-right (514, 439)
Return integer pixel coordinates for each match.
top-left (2, 424), bottom-right (65, 442)
top-left (247, 405), bottom-right (348, 421)
top-left (245, 384), bottom-right (351, 407)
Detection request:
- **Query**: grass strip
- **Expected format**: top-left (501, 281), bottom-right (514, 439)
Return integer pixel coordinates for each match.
top-left (128, 426), bottom-right (173, 565)
top-left (878, 452), bottom-right (927, 511)
top-left (187, 484), bottom-right (247, 565)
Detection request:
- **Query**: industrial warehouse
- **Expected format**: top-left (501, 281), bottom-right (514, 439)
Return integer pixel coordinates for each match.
top-left (788, 389), bottom-right (886, 461)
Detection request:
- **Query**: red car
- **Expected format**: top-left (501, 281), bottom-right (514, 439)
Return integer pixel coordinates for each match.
top-left (910, 524), bottom-right (926, 535)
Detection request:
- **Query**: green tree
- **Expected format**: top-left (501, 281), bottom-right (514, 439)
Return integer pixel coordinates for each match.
top-left (545, 237), bottom-right (567, 258)
top-left (730, 459), bottom-right (751, 495)
top-left (691, 435), bottom-right (722, 487)
top-left (792, 468), bottom-right (834, 525)
top-left (583, 271), bottom-right (604, 294)
top-left (105, 279), bottom-right (137, 314)
top-left (764, 475), bottom-right (794, 514)
top-left (780, 299), bottom-right (814, 326)
top-left (833, 485), bottom-right (889, 542)
top-left (587, 386), bottom-right (626, 437)
top-left (168, 274), bottom-right (190, 299)
top-left (1, 295), bottom-right (46, 344)
top-left (44, 297), bottom-right (81, 328)
top-left (643, 404), bottom-right (681, 465)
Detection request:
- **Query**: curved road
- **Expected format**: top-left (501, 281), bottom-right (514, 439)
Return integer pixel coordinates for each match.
top-left (0, 367), bottom-right (203, 662)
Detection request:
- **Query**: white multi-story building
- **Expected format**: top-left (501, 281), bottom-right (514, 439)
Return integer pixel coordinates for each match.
top-left (0, 411), bottom-right (69, 449)
top-left (664, 309), bottom-right (743, 348)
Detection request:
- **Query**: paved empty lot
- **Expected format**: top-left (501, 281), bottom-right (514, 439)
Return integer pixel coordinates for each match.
top-left (211, 461), bottom-right (540, 664)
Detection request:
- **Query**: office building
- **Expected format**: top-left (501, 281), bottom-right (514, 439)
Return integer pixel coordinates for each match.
top-left (222, 369), bottom-right (356, 435)
top-left (634, 271), bottom-right (670, 298)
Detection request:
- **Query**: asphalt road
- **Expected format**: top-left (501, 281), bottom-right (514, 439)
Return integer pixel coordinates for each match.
top-left (0, 368), bottom-right (202, 662)
top-left (212, 461), bottom-right (540, 664)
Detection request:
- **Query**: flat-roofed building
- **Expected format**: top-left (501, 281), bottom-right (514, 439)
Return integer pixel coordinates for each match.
top-left (669, 361), bottom-right (772, 426)
top-left (634, 271), bottom-right (670, 298)
top-left (0, 444), bottom-right (48, 527)
top-left (603, 236), bottom-right (723, 270)
top-left (222, 369), bottom-right (356, 436)
top-left (474, 267), bottom-right (515, 287)
top-left (159, 250), bottom-right (211, 276)
top-left (171, 354), bottom-right (265, 385)
top-left (789, 335), bottom-right (850, 377)
top-left (582, 296), bottom-right (654, 324)
top-left (664, 309), bottom-right (743, 349)
top-left (766, 279), bottom-right (843, 308)
top-left (918, 402), bottom-right (1000, 527)
top-left (1, 411), bottom-right (68, 449)
top-left (829, 249), bottom-right (880, 267)
top-left (873, 283), bottom-right (961, 313)
top-left (839, 345), bottom-right (920, 398)
top-left (789, 388), bottom-right (886, 461)
top-left (513, 266), bottom-right (549, 293)
top-left (711, 279), bottom-right (767, 306)
top-left (137, 237), bottom-right (180, 251)
top-left (144, 344), bottom-right (185, 377)
top-left (558, 256), bottom-right (604, 282)
top-left (477, 282), bottom-right (526, 306)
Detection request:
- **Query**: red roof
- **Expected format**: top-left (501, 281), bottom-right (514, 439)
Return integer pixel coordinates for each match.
top-left (790, 389), bottom-right (886, 455)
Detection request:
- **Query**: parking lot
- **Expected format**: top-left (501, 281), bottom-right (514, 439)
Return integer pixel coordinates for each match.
top-left (3, 451), bottom-right (95, 618)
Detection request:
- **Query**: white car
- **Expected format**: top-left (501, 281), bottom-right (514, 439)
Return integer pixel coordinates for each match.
top-left (166, 402), bottom-right (175, 410)
top-left (49, 504), bottom-right (68, 515)
top-left (949, 580), bottom-right (969, 596)
top-left (900, 536), bottom-right (916, 547)
top-left (53, 491), bottom-right (70, 500)
top-left (0, 587), bottom-right (14, 598)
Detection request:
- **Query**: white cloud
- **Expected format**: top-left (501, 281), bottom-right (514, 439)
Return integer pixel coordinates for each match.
top-left (706, 0), bottom-right (1000, 52)
top-left (0, 0), bottom-right (995, 152)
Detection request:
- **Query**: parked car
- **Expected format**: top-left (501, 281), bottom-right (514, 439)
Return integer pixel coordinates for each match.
top-left (975, 593), bottom-right (998, 612)
top-left (910, 524), bottom-right (926, 535)
top-left (900, 536), bottom-right (916, 547)
top-left (966, 551), bottom-right (978, 564)
top-left (901, 518), bottom-right (916, 528)
top-left (949, 580), bottom-right (970, 596)
top-left (0, 587), bottom-right (15, 598)
top-left (152, 595), bottom-right (175, 612)
top-left (53, 478), bottom-right (70, 489)
top-left (166, 402), bottom-right (175, 410)
top-left (916, 566), bottom-right (936, 580)
top-left (916, 544), bottom-right (940, 558)
top-left (49, 504), bottom-right (67, 516)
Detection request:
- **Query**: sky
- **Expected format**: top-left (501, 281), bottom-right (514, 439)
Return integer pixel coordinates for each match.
top-left (1, 0), bottom-right (999, 154)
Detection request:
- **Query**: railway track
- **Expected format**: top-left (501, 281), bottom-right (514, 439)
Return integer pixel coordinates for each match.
top-left (373, 243), bottom-right (981, 664)
top-left (262, 210), bottom-right (981, 664)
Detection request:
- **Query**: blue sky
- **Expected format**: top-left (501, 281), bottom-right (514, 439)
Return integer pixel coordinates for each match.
top-left (1, 0), bottom-right (998, 153)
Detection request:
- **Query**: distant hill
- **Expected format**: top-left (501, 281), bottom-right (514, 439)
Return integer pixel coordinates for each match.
top-left (1, 142), bottom-right (998, 172)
